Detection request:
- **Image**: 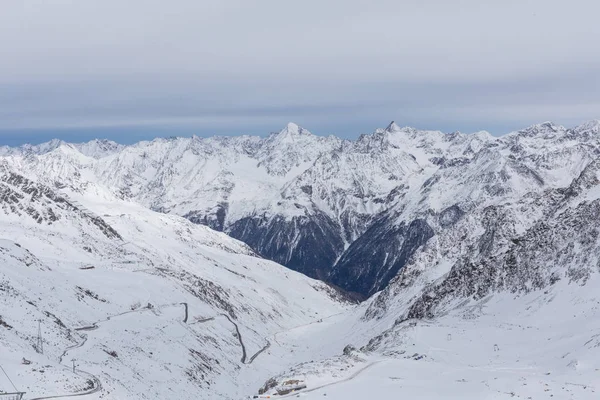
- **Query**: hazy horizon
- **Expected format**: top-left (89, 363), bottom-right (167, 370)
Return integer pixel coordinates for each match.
top-left (1, 118), bottom-right (599, 148)
top-left (1, 0), bottom-right (599, 146)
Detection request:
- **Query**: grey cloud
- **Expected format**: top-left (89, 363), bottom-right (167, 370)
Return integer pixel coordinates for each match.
top-left (0, 0), bottom-right (598, 140)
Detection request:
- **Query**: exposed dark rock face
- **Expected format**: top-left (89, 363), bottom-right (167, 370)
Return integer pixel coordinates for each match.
top-left (0, 171), bottom-right (121, 240)
top-left (184, 202), bottom-right (229, 232)
top-left (438, 204), bottom-right (464, 228)
top-left (402, 196), bottom-right (600, 322)
top-left (338, 210), bottom-right (373, 244)
top-left (329, 216), bottom-right (434, 297)
top-left (228, 212), bottom-right (345, 280)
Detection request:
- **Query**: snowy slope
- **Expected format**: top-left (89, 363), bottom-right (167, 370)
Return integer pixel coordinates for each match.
top-left (0, 168), bottom-right (345, 399)
top-left (259, 280), bottom-right (600, 399)
top-left (242, 162), bottom-right (600, 398)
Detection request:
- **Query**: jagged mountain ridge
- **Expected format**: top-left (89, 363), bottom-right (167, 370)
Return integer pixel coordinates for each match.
top-left (3, 120), bottom-right (600, 297)
top-left (360, 153), bottom-right (600, 323)
top-left (246, 148), bottom-right (600, 399)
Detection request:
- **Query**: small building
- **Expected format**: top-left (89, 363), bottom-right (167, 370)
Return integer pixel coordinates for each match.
top-left (276, 380), bottom-right (307, 395)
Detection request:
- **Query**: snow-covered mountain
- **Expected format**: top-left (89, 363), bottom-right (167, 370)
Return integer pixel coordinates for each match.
top-left (4, 120), bottom-right (600, 298)
top-left (0, 166), bottom-right (346, 399)
top-left (240, 130), bottom-right (600, 398)
top-left (2, 120), bottom-right (600, 399)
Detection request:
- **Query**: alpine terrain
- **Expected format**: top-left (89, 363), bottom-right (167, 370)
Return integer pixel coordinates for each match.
top-left (1, 120), bottom-right (600, 399)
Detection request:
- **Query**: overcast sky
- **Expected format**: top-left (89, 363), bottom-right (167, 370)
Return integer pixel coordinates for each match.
top-left (0, 0), bottom-right (599, 145)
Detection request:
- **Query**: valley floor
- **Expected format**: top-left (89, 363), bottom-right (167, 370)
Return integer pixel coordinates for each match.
top-left (3, 277), bottom-right (600, 400)
top-left (235, 278), bottom-right (600, 400)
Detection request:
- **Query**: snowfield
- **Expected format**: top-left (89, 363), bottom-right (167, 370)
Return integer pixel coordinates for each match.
top-left (0, 172), bottom-right (346, 399)
top-left (246, 277), bottom-right (600, 399)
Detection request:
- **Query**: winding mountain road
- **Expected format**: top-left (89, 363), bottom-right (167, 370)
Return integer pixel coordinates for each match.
top-left (192, 313), bottom-right (248, 363)
top-left (58, 335), bottom-right (88, 364)
top-left (249, 311), bottom-right (345, 365)
top-left (29, 370), bottom-right (102, 400)
top-left (30, 303), bottom-right (336, 399)
top-left (28, 302), bottom-right (188, 400)
top-left (247, 341), bottom-right (271, 364)
top-left (222, 314), bottom-right (247, 363)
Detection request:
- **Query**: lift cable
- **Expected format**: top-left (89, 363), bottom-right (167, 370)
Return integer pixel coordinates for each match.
top-left (0, 364), bottom-right (19, 392)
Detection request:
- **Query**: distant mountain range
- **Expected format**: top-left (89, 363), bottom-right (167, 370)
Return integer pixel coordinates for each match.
top-left (3, 120), bottom-right (600, 298)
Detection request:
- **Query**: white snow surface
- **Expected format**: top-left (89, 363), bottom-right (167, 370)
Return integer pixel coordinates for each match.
top-left (0, 170), bottom-right (345, 399)
top-left (1, 121), bottom-right (600, 399)
top-left (231, 277), bottom-right (600, 399)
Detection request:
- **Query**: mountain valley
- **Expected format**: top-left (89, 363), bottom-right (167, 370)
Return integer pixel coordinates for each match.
top-left (1, 120), bottom-right (600, 399)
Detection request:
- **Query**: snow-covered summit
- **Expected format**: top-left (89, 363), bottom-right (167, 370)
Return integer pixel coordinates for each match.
top-left (384, 120), bottom-right (402, 133)
top-left (274, 122), bottom-right (312, 137)
top-left (516, 121), bottom-right (566, 136)
top-left (573, 119), bottom-right (600, 135)
top-left (75, 138), bottom-right (124, 158)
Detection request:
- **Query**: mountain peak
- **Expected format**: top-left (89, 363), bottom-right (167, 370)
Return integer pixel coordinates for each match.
top-left (385, 121), bottom-right (402, 133)
top-left (574, 119), bottom-right (600, 134)
top-left (516, 121), bottom-right (565, 137)
top-left (282, 122), bottom-right (310, 135)
top-left (18, 138), bottom-right (67, 155)
top-left (532, 121), bottom-right (559, 130)
top-left (285, 122), bottom-right (300, 132)
top-left (75, 138), bottom-right (124, 158)
top-left (269, 122), bottom-right (313, 141)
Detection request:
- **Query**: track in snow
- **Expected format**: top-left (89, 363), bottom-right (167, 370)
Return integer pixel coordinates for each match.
top-left (252, 311), bottom-right (344, 363)
top-left (29, 302), bottom-right (188, 400)
top-left (222, 314), bottom-right (247, 364)
top-left (193, 313), bottom-right (248, 363)
top-left (247, 341), bottom-right (271, 365)
top-left (30, 336), bottom-right (102, 400)
top-left (58, 334), bottom-right (88, 364)
top-left (192, 312), bottom-right (340, 366)
top-left (29, 369), bottom-right (102, 400)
